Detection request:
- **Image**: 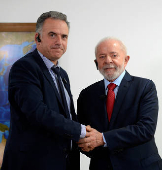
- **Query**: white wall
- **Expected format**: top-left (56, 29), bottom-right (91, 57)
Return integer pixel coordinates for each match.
top-left (1, 0), bottom-right (162, 169)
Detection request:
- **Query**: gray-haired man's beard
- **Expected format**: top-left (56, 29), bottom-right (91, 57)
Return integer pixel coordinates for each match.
top-left (99, 64), bottom-right (124, 81)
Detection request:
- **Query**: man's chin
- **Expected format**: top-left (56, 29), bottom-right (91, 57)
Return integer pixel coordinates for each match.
top-left (51, 54), bottom-right (63, 60)
top-left (103, 73), bottom-right (119, 81)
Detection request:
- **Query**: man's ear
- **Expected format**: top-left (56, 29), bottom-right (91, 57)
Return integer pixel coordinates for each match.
top-left (124, 55), bottom-right (130, 67)
top-left (35, 33), bottom-right (41, 42)
top-left (94, 59), bottom-right (98, 70)
top-left (35, 33), bottom-right (41, 43)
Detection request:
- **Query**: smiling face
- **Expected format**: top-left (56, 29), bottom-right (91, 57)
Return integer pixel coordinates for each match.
top-left (96, 39), bottom-right (130, 82)
top-left (35, 18), bottom-right (69, 65)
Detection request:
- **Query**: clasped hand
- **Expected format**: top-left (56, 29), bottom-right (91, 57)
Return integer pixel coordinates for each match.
top-left (77, 125), bottom-right (104, 152)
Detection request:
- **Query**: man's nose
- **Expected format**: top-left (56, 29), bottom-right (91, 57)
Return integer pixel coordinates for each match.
top-left (55, 35), bottom-right (62, 44)
top-left (105, 55), bottom-right (113, 63)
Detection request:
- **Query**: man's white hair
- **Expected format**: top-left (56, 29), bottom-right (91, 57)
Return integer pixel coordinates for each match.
top-left (95, 37), bottom-right (127, 57)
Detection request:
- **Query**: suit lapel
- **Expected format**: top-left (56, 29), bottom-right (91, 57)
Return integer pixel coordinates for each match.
top-left (59, 70), bottom-right (77, 120)
top-left (109, 71), bottom-right (132, 129)
top-left (60, 73), bottom-right (71, 97)
top-left (32, 49), bottom-right (65, 110)
top-left (97, 80), bottom-right (110, 131)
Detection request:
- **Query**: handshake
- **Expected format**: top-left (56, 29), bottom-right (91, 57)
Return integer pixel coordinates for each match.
top-left (77, 125), bottom-right (105, 152)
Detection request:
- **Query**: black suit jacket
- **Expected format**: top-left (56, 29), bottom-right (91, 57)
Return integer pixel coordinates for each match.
top-left (77, 71), bottom-right (162, 170)
top-left (2, 49), bottom-right (81, 170)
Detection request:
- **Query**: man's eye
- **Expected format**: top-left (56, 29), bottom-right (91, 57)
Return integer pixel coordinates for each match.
top-left (111, 54), bottom-right (118, 58)
top-left (62, 35), bottom-right (68, 39)
top-left (49, 33), bottom-right (56, 38)
top-left (99, 56), bottom-right (105, 59)
top-left (51, 34), bottom-right (55, 37)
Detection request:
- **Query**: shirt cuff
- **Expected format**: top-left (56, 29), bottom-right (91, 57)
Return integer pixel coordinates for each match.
top-left (102, 133), bottom-right (107, 147)
top-left (80, 124), bottom-right (86, 138)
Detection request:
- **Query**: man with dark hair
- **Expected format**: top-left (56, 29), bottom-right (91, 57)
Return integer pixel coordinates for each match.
top-left (1, 11), bottom-right (86, 170)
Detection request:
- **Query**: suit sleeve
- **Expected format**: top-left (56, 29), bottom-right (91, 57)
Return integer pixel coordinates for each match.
top-left (77, 90), bottom-right (94, 158)
top-left (104, 80), bottom-right (159, 151)
top-left (8, 59), bottom-right (81, 142)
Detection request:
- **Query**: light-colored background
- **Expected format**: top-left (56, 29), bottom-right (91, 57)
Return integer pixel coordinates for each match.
top-left (0, 0), bottom-right (162, 169)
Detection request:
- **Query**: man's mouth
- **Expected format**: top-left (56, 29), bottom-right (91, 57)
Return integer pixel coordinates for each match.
top-left (104, 67), bottom-right (115, 70)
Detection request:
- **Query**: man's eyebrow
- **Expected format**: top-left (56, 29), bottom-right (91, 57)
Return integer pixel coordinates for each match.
top-left (62, 34), bottom-right (68, 37)
top-left (48, 32), bottom-right (68, 37)
top-left (48, 31), bottom-right (56, 34)
top-left (110, 52), bottom-right (118, 54)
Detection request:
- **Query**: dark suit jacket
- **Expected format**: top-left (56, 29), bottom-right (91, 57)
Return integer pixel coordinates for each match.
top-left (77, 71), bottom-right (162, 170)
top-left (2, 49), bottom-right (81, 170)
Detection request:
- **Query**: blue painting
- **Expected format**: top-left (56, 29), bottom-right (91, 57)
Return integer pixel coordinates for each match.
top-left (0, 32), bottom-right (36, 167)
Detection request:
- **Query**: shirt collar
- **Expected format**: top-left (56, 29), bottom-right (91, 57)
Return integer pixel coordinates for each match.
top-left (37, 50), bottom-right (60, 69)
top-left (104, 70), bottom-right (126, 90)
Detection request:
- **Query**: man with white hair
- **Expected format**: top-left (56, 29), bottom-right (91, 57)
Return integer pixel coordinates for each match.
top-left (77, 37), bottom-right (162, 170)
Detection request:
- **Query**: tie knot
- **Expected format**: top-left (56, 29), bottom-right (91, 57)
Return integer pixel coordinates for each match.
top-left (51, 66), bottom-right (60, 76)
top-left (108, 83), bottom-right (117, 91)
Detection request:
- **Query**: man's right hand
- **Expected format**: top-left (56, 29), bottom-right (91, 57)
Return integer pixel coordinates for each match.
top-left (77, 125), bottom-right (104, 152)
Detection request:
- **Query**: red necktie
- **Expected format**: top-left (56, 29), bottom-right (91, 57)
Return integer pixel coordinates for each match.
top-left (106, 83), bottom-right (117, 122)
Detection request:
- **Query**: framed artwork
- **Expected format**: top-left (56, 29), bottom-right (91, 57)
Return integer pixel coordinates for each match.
top-left (0, 23), bottom-right (36, 168)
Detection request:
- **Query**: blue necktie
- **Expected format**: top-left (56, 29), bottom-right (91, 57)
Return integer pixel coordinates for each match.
top-left (51, 67), bottom-right (70, 119)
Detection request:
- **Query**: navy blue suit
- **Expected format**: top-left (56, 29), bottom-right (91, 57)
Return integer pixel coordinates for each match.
top-left (77, 71), bottom-right (162, 170)
top-left (2, 49), bottom-right (81, 170)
